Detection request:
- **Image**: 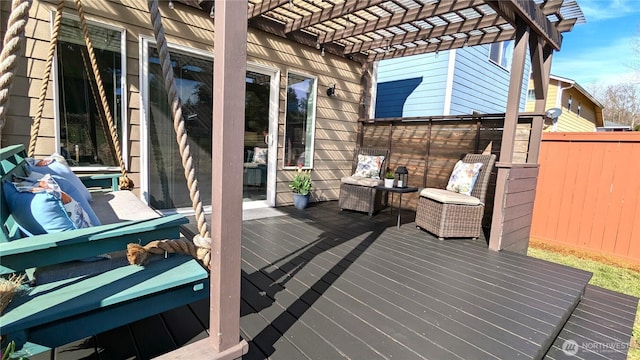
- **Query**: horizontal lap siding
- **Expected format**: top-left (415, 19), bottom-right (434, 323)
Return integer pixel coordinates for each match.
top-left (531, 133), bottom-right (640, 264)
top-left (501, 166), bottom-right (538, 254)
top-left (3, 0), bottom-right (362, 205)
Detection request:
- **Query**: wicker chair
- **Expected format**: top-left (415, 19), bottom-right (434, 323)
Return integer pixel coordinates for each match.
top-left (339, 147), bottom-right (389, 217)
top-left (416, 153), bottom-right (496, 240)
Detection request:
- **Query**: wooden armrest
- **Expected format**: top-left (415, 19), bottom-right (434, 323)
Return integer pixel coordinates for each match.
top-left (0, 214), bottom-right (187, 274)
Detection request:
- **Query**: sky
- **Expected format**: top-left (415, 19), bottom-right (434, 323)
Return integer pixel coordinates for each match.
top-left (550, 0), bottom-right (640, 90)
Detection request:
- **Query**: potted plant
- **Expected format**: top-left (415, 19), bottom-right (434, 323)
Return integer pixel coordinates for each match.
top-left (384, 170), bottom-right (395, 188)
top-left (289, 168), bottom-right (312, 209)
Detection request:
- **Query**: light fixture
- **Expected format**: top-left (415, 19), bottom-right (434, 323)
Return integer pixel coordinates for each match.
top-left (209, 5), bottom-right (214, 18)
top-left (316, 42), bottom-right (321, 50)
top-left (395, 166), bottom-right (408, 188)
top-left (168, 0), bottom-right (174, 9)
top-left (289, 0), bottom-right (293, 9)
top-left (321, 47), bottom-right (325, 56)
top-left (326, 84), bottom-right (336, 97)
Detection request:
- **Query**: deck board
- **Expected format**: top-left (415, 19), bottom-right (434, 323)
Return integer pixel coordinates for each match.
top-left (23, 201), bottom-right (638, 360)
top-left (544, 285), bottom-right (638, 360)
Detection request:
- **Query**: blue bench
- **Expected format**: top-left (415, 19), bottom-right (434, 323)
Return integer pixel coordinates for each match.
top-left (0, 144), bottom-right (209, 356)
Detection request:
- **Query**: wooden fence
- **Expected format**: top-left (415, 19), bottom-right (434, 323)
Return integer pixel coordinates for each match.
top-left (530, 132), bottom-right (640, 264)
top-left (359, 114), bottom-right (536, 230)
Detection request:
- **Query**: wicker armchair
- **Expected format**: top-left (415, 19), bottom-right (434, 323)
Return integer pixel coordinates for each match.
top-left (339, 147), bottom-right (389, 217)
top-left (416, 153), bottom-right (496, 240)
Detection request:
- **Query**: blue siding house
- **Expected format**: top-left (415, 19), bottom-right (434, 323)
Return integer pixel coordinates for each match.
top-left (374, 42), bottom-right (530, 117)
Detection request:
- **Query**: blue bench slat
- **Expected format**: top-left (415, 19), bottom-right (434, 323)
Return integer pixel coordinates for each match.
top-left (1, 254), bottom-right (208, 335)
top-left (0, 214), bottom-right (187, 274)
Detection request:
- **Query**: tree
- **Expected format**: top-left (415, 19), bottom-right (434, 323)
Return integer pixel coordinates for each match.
top-left (593, 82), bottom-right (640, 129)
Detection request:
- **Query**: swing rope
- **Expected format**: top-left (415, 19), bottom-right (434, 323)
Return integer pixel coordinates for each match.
top-left (73, 0), bottom-right (134, 190)
top-left (127, 0), bottom-right (211, 267)
top-left (0, 0), bottom-right (32, 136)
top-left (28, 0), bottom-right (64, 157)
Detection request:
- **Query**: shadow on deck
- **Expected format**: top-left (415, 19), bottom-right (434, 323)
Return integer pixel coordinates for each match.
top-left (28, 201), bottom-right (637, 360)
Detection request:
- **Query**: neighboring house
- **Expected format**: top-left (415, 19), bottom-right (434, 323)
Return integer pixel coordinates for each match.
top-left (596, 121), bottom-right (632, 132)
top-left (525, 74), bottom-right (604, 132)
top-left (374, 42), bottom-right (531, 117)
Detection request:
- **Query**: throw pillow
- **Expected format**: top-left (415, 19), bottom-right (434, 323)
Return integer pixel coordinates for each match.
top-left (22, 173), bottom-right (101, 226)
top-left (253, 147), bottom-right (268, 164)
top-left (3, 175), bottom-right (94, 236)
top-left (446, 160), bottom-right (483, 196)
top-left (353, 155), bottom-right (385, 179)
top-left (26, 155), bottom-right (92, 202)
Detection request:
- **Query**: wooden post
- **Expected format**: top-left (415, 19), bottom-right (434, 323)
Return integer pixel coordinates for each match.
top-left (155, 2), bottom-right (249, 359)
top-left (209, 0), bottom-right (248, 354)
top-left (527, 33), bottom-right (553, 164)
top-left (489, 18), bottom-right (529, 252)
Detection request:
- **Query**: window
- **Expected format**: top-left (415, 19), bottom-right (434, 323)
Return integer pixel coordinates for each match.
top-left (284, 71), bottom-right (317, 169)
top-left (527, 89), bottom-right (536, 102)
top-left (489, 41), bottom-right (513, 69)
top-left (146, 44), bottom-right (213, 210)
top-left (567, 95), bottom-right (572, 112)
top-left (56, 17), bottom-right (124, 167)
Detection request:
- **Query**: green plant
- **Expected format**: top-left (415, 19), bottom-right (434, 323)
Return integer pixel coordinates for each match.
top-left (289, 169), bottom-right (312, 195)
top-left (385, 170), bottom-right (395, 179)
top-left (2, 340), bottom-right (28, 360)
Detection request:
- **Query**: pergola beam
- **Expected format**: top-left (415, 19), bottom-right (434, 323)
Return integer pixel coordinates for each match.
top-left (367, 28), bottom-right (514, 62)
top-left (345, 13), bottom-right (504, 55)
top-left (317, 0), bottom-right (484, 44)
top-left (284, 0), bottom-right (386, 34)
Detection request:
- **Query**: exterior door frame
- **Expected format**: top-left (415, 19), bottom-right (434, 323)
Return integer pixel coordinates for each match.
top-left (245, 63), bottom-right (280, 209)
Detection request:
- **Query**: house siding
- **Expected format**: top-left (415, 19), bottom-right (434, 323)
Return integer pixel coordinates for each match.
top-left (1, 0), bottom-right (363, 206)
top-left (450, 45), bottom-right (529, 114)
top-left (374, 52), bottom-right (450, 117)
top-left (525, 78), bottom-right (602, 132)
top-left (374, 44), bottom-right (529, 118)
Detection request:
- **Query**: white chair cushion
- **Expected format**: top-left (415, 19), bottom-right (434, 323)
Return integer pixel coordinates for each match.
top-left (341, 176), bottom-right (383, 188)
top-left (419, 188), bottom-right (482, 205)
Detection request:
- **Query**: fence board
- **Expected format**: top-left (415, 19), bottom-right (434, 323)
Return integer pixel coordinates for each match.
top-left (531, 132), bottom-right (640, 264)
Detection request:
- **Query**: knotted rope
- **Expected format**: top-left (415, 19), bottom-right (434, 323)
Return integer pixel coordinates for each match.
top-left (0, 0), bottom-right (32, 136)
top-left (126, 238), bottom-right (210, 267)
top-left (74, 0), bottom-right (134, 190)
top-left (28, 0), bottom-right (63, 157)
top-left (131, 0), bottom-right (211, 267)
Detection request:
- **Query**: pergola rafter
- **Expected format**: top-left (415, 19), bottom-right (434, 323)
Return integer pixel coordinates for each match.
top-left (182, 0), bottom-right (583, 64)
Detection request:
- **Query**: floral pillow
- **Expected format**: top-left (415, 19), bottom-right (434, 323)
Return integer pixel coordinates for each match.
top-left (446, 160), bottom-right (483, 196)
top-left (3, 174), bottom-right (94, 236)
top-left (253, 147), bottom-right (268, 164)
top-left (353, 155), bottom-right (385, 179)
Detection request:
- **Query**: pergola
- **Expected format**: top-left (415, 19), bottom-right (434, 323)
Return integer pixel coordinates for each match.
top-left (162, 0), bottom-right (585, 358)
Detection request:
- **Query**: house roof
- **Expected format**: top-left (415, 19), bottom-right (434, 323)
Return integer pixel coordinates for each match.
top-left (549, 74), bottom-right (604, 109)
top-left (178, 0), bottom-right (585, 64)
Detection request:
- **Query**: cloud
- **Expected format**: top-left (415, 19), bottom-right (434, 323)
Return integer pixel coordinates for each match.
top-left (580, 0), bottom-right (640, 22)
top-left (551, 36), bottom-right (638, 86)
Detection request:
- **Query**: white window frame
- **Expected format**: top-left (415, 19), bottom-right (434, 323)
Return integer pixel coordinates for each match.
top-left (283, 70), bottom-right (318, 170)
top-left (53, 13), bottom-right (127, 172)
top-left (488, 41), bottom-right (513, 70)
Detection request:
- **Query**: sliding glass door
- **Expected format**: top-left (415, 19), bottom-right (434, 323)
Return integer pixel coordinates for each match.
top-left (143, 42), bottom-right (278, 211)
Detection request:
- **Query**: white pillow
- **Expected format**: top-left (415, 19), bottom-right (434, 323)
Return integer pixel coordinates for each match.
top-left (353, 155), bottom-right (385, 179)
top-left (446, 160), bottom-right (483, 196)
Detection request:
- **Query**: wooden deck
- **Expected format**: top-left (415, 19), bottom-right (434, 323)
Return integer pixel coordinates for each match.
top-left (25, 201), bottom-right (637, 359)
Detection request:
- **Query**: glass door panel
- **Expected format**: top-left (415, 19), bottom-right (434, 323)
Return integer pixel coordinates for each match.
top-left (243, 71), bottom-right (271, 202)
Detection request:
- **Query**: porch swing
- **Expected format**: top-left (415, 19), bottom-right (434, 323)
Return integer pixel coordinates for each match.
top-left (0, 0), bottom-right (212, 355)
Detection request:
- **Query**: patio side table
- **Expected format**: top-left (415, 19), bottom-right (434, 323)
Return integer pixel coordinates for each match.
top-left (375, 186), bottom-right (419, 228)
